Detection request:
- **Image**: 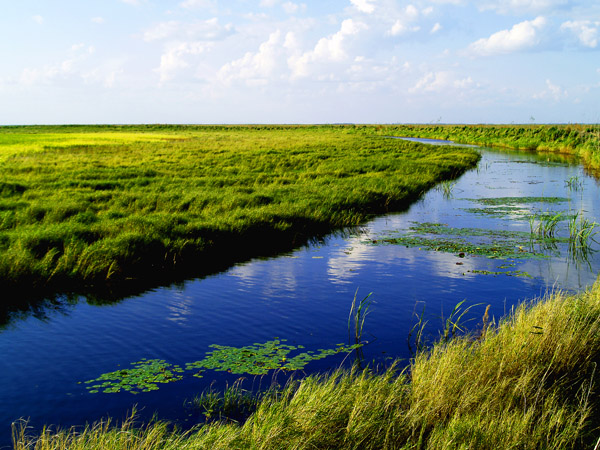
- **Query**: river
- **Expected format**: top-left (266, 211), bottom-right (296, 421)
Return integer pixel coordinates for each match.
top-left (1, 141), bottom-right (599, 448)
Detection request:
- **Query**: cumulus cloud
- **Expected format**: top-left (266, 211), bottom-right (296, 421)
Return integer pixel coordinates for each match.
top-left (32, 15), bottom-right (44, 25)
top-left (467, 16), bottom-right (546, 56)
top-left (388, 5), bottom-right (421, 36)
top-left (350, 0), bottom-right (376, 14)
top-left (218, 31), bottom-right (284, 86)
top-left (431, 22), bottom-right (442, 33)
top-left (561, 20), bottom-right (599, 48)
top-left (156, 41), bottom-right (210, 82)
top-left (289, 19), bottom-right (368, 78)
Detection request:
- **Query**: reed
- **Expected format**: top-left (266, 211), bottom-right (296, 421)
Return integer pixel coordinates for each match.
top-left (348, 289), bottom-right (372, 345)
top-left (565, 175), bottom-right (584, 191)
top-left (530, 212), bottom-right (562, 239)
top-left (436, 179), bottom-right (457, 199)
top-left (568, 213), bottom-right (598, 263)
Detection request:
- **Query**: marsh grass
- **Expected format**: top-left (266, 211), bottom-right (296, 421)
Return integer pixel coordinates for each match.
top-left (568, 214), bottom-right (599, 263)
top-left (436, 179), bottom-right (457, 199)
top-left (185, 380), bottom-right (270, 423)
top-left (0, 125), bottom-right (480, 298)
top-left (368, 123), bottom-right (600, 171)
top-left (14, 283), bottom-right (600, 449)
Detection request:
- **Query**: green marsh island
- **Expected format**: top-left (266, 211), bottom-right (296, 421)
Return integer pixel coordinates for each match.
top-left (5, 123), bottom-right (600, 450)
top-left (0, 125), bottom-right (479, 296)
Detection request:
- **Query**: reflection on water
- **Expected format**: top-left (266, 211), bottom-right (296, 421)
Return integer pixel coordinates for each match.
top-left (0, 144), bottom-right (599, 447)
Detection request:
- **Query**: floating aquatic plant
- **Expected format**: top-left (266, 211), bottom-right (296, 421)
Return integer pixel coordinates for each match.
top-left (186, 339), bottom-right (361, 377)
top-left (368, 222), bottom-right (563, 260)
top-left (85, 340), bottom-right (362, 394)
top-left (84, 359), bottom-right (184, 394)
top-left (464, 196), bottom-right (569, 206)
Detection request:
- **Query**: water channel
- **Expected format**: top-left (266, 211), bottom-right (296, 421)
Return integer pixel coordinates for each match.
top-left (1, 141), bottom-right (599, 448)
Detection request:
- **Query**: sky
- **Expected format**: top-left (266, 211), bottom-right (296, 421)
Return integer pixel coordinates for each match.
top-left (1, 0), bottom-right (599, 124)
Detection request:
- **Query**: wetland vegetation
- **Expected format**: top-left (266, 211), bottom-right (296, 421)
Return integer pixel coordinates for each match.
top-left (5, 124), bottom-right (600, 449)
top-left (0, 125), bottom-right (479, 300)
top-left (364, 123), bottom-right (600, 171)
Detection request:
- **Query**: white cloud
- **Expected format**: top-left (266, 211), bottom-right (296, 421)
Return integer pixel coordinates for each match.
top-left (561, 20), bottom-right (599, 48)
top-left (156, 41), bottom-right (211, 82)
top-left (431, 22), bottom-right (442, 34)
top-left (350, 0), bottom-right (376, 14)
top-left (468, 16), bottom-right (546, 56)
top-left (388, 5), bottom-right (421, 36)
top-left (218, 31), bottom-right (283, 86)
top-left (289, 19), bottom-right (368, 78)
top-left (533, 79), bottom-right (567, 100)
top-left (260, 0), bottom-right (279, 7)
top-left (143, 18), bottom-right (234, 42)
top-left (18, 44), bottom-right (118, 88)
top-left (32, 15), bottom-right (44, 25)
top-left (479, 0), bottom-right (569, 14)
top-left (282, 2), bottom-right (306, 14)
top-left (120, 0), bottom-right (145, 5)
top-left (91, 17), bottom-right (105, 24)
top-left (410, 71), bottom-right (474, 93)
top-left (179, 0), bottom-right (216, 8)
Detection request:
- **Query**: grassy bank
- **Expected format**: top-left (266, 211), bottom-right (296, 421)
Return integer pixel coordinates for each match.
top-left (0, 125), bottom-right (479, 298)
top-left (363, 124), bottom-right (600, 171)
top-left (14, 282), bottom-right (600, 449)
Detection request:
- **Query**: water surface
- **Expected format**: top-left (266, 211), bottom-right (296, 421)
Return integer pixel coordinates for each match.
top-left (1, 143), bottom-right (599, 448)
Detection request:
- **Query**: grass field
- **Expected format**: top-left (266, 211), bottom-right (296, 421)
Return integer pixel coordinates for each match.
top-left (13, 281), bottom-right (600, 449)
top-left (0, 125), bottom-right (480, 298)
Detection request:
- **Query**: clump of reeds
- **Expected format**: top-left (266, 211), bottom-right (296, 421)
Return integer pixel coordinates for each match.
top-left (568, 213), bottom-right (598, 262)
top-left (15, 283), bottom-right (600, 449)
top-left (437, 179), bottom-right (457, 199)
top-left (565, 175), bottom-right (584, 191)
top-left (529, 212), bottom-right (562, 238)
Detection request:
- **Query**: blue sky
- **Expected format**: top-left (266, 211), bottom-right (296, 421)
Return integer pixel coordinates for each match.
top-left (1, 0), bottom-right (599, 124)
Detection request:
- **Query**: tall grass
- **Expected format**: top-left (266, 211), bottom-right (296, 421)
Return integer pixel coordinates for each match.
top-left (14, 282), bottom-right (600, 449)
top-left (0, 125), bottom-right (480, 298)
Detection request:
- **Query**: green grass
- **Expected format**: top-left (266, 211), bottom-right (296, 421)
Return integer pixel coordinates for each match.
top-left (359, 123), bottom-right (600, 171)
top-left (0, 125), bottom-right (480, 297)
top-left (14, 282), bottom-right (600, 449)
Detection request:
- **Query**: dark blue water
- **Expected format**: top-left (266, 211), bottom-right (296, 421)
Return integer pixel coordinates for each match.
top-left (1, 143), bottom-right (599, 448)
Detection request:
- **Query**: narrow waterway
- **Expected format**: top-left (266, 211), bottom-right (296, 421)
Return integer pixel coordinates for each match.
top-left (1, 143), bottom-right (599, 448)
